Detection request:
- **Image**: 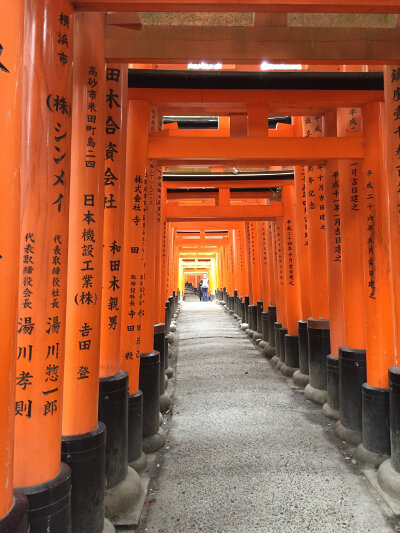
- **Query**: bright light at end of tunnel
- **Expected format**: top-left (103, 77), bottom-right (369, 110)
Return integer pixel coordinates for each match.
top-left (187, 62), bottom-right (223, 70)
top-left (260, 61), bottom-right (302, 71)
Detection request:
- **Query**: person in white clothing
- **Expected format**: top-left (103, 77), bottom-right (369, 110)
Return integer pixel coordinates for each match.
top-left (201, 274), bottom-right (209, 302)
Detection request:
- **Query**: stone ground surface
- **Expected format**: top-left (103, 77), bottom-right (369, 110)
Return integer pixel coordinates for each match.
top-left (135, 297), bottom-right (398, 533)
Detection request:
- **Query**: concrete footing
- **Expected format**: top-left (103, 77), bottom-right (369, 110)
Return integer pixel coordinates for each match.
top-left (170, 324), bottom-right (177, 332)
top-left (292, 369), bottom-right (309, 388)
top-left (356, 443), bottom-right (389, 468)
top-left (160, 390), bottom-right (171, 412)
top-left (334, 420), bottom-right (362, 445)
top-left (142, 427), bottom-right (166, 454)
top-left (304, 383), bottom-right (327, 405)
top-left (378, 459), bottom-right (400, 502)
top-left (167, 333), bottom-right (175, 344)
top-left (103, 518), bottom-right (116, 533)
top-left (253, 331), bottom-right (262, 342)
top-left (270, 355), bottom-right (279, 367)
top-left (104, 467), bottom-right (142, 520)
top-left (129, 452), bottom-right (147, 475)
top-left (280, 364), bottom-right (296, 377)
top-left (322, 402), bottom-right (339, 421)
top-left (240, 323), bottom-right (248, 331)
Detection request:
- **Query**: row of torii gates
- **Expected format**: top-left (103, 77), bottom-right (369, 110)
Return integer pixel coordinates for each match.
top-left (3, 2), bottom-right (400, 533)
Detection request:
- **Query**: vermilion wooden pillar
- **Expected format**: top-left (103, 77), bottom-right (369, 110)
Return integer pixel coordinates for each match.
top-left (264, 220), bottom-right (278, 358)
top-left (139, 106), bottom-right (166, 454)
top-left (60, 12), bottom-right (112, 533)
top-left (119, 99), bottom-right (149, 473)
top-left (271, 218), bottom-right (287, 368)
top-left (14, 1), bottom-right (73, 530)
top-left (354, 102), bottom-right (395, 467)
top-left (303, 116), bottom-right (331, 406)
top-left (97, 64), bottom-right (142, 520)
top-left (0, 0), bottom-right (29, 530)
top-left (334, 106), bottom-right (368, 445)
top-left (280, 186), bottom-right (302, 377)
top-left (378, 65), bottom-right (400, 499)
top-left (319, 110), bottom-right (344, 422)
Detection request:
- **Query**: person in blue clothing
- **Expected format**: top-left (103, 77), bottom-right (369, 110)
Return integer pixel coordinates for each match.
top-left (201, 274), bottom-right (209, 302)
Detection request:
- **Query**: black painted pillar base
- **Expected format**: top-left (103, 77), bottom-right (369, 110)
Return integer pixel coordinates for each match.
top-left (128, 392), bottom-right (147, 474)
top-left (276, 327), bottom-right (288, 370)
top-left (98, 371), bottom-right (141, 521)
top-left (259, 311), bottom-right (269, 349)
top-left (378, 367), bottom-right (400, 500)
top-left (281, 334), bottom-right (299, 377)
top-left (99, 371), bottom-right (128, 489)
top-left (270, 322), bottom-right (282, 367)
top-left (0, 491), bottom-right (29, 533)
top-left (245, 305), bottom-right (254, 335)
top-left (18, 464), bottom-right (71, 533)
top-left (264, 306), bottom-right (277, 358)
top-left (251, 305), bottom-right (260, 340)
top-left (154, 323), bottom-right (171, 412)
top-left (254, 300), bottom-right (263, 339)
top-left (357, 385), bottom-right (390, 467)
top-left (334, 346), bottom-right (366, 445)
top-left (140, 351), bottom-right (166, 454)
top-left (293, 320), bottom-right (309, 388)
top-left (322, 355), bottom-right (339, 420)
top-left (62, 425), bottom-right (105, 533)
top-left (304, 319), bottom-right (330, 405)
top-left (164, 337), bottom-right (173, 379)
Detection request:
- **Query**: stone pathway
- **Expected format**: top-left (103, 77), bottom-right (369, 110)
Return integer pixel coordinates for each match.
top-left (137, 299), bottom-right (395, 533)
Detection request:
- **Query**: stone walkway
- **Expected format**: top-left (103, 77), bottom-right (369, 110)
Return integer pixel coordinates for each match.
top-left (137, 299), bottom-right (396, 533)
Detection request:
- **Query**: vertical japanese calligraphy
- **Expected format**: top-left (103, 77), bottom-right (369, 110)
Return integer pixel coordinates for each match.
top-left (14, 0), bottom-right (73, 488)
top-left (99, 64), bottom-right (127, 378)
top-left (63, 12), bottom-right (106, 436)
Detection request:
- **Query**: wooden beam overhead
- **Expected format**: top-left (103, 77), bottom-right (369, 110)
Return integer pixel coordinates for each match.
top-left (74, 1), bottom-right (400, 14)
top-left (166, 202), bottom-right (283, 221)
top-left (128, 88), bottom-right (383, 117)
top-left (164, 179), bottom-right (291, 187)
top-left (149, 136), bottom-right (364, 163)
top-left (107, 25), bottom-right (400, 63)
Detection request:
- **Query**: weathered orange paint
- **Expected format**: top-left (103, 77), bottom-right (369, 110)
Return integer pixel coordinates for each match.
top-left (282, 186), bottom-right (302, 335)
top-left (0, 0), bottom-right (23, 515)
top-left (303, 116), bottom-right (330, 319)
top-left (120, 99), bottom-right (150, 394)
top-left (15, 0), bottom-right (73, 486)
top-left (337, 107), bottom-right (366, 349)
top-left (363, 102), bottom-right (395, 387)
top-left (99, 64), bottom-right (127, 378)
top-left (274, 219), bottom-right (287, 326)
top-left (323, 112), bottom-right (345, 358)
top-left (63, 11), bottom-right (105, 436)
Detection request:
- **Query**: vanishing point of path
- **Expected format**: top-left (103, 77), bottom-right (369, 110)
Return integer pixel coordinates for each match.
top-left (138, 299), bottom-right (395, 533)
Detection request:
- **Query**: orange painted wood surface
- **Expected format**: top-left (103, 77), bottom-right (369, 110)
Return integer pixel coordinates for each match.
top-left (120, 100), bottom-right (151, 393)
top-left (0, 0), bottom-right (23, 514)
top-left (63, 11), bottom-right (106, 436)
top-left (99, 64), bottom-right (128, 377)
top-left (363, 102), bottom-right (395, 387)
top-left (14, 0), bottom-right (73, 486)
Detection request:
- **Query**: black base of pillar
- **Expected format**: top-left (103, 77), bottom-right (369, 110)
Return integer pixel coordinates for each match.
top-left (139, 351), bottom-right (166, 454)
top-left (128, 391), bottom-right (146, 473)
top-left (281, 334), bottom-right (299, 377)
top-left (98, 370), bottom-right (128, 489)
top-left (298, 320), bottom-right (309, 376)
top-left (335, 346), bottom-right (366, 444)
top-left (0, 491), bottom-right (29, 533)
top-left (264, 307), bottom-right (276, 358)
top-left (277, 328), bottom-right (288, 369)
top-left (356, 384), bottom-right (390, 467)
top-left (19, 463), bottom-right (71, 533)
top-left (378, 367), bottom-right (400, 500)
top-left (154, 324), bottom-right (171, 412)
top-left (256, 301), bottom-right (263, 333)
top-left (61, 424), bottom-right (105, 533)
top-left (305, 319), bottom-right (330, 404)
top-left (261, 311), bottom-right (269, 343)
top-left (322, 355), bottom-right (339, 420)
top-left (270, 322), bottom-right (282, 366)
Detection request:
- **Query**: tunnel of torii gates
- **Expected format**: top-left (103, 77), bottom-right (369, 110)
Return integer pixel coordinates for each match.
top-left (5, 2), bottom-right (400, 533)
